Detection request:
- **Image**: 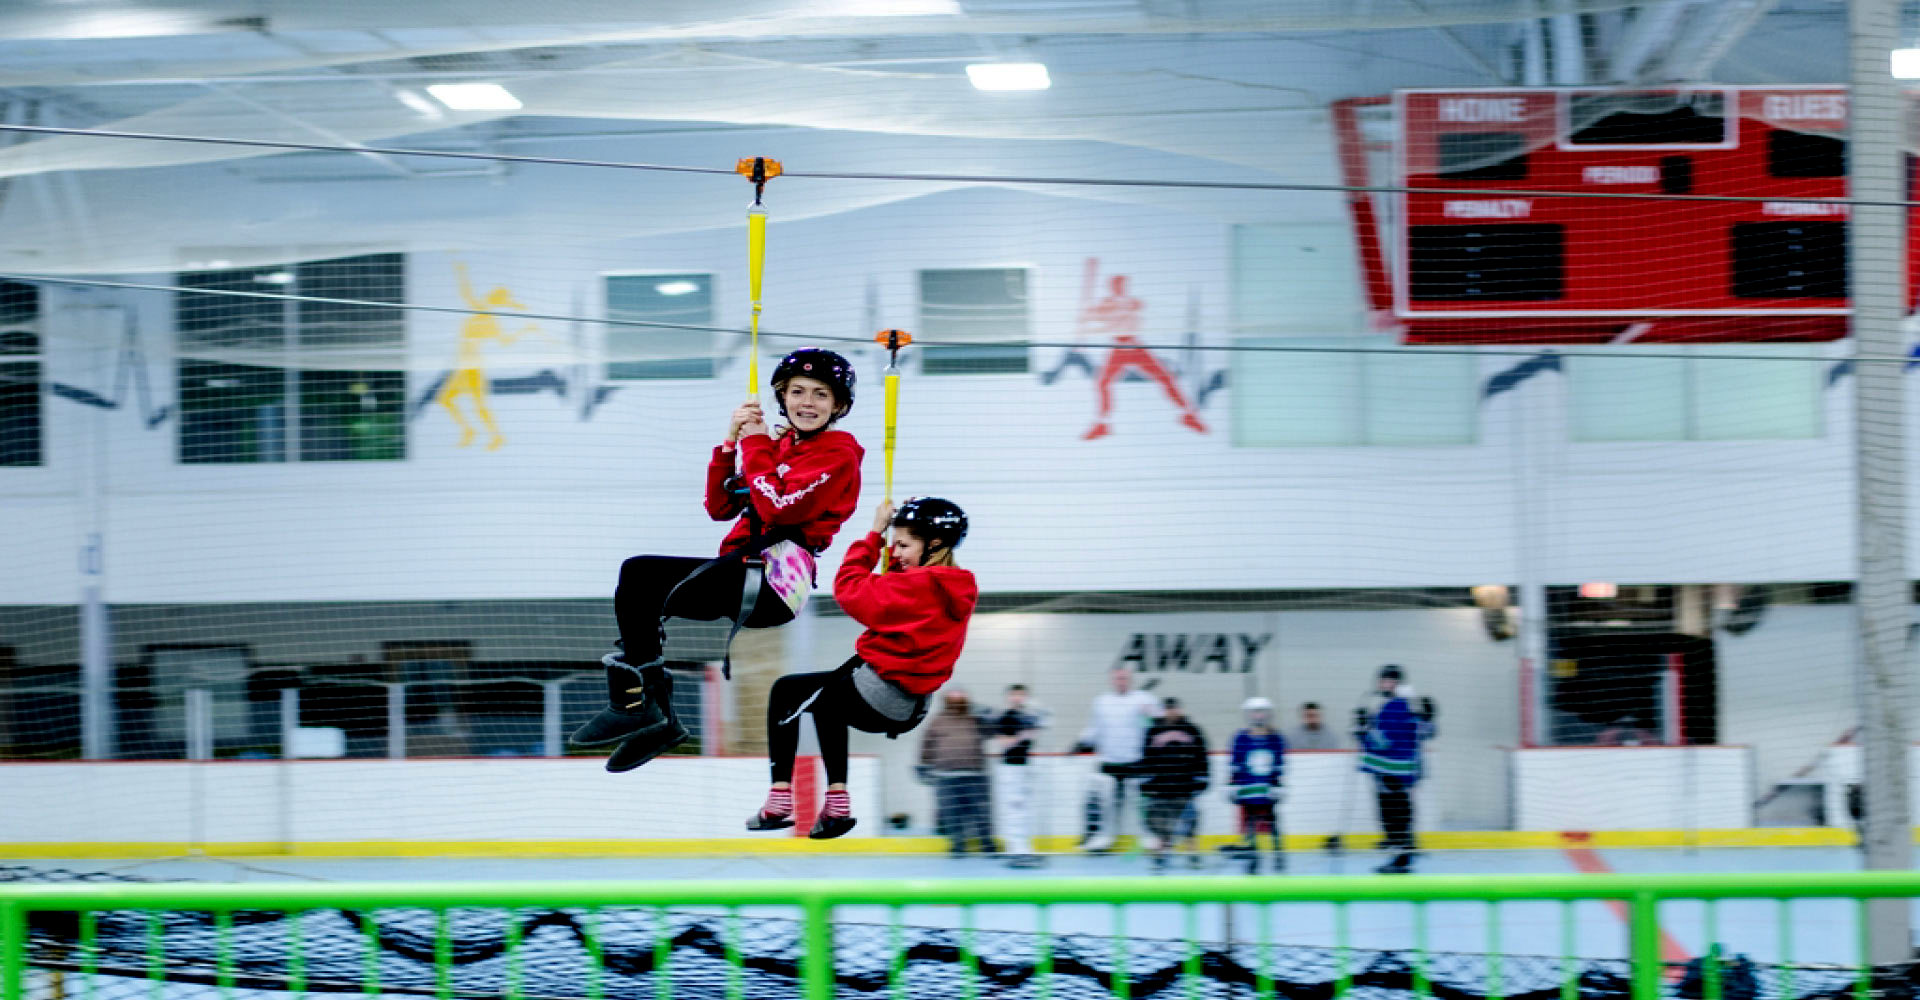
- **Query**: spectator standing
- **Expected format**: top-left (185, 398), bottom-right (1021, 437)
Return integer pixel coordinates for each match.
top-left (1289, 702), bottom-right (1340, 750)
top-left (1140, 697), bottom-right (1210, 871)
top-left (920, 688), bottom-right (993, 856)
top-left (1073, 668), bottom-right (1161, 851)
top-left (1226, 696), bottom-right (1288, 874)
top-left (1355, 665), bottom-right (1436, 874)
top-left (989, 684), bottom-right (1048, 868)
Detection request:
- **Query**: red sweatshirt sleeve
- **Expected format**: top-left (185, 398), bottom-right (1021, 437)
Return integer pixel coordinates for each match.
top-left (704, 444), bottom-right (744, 522)
top-left (834, 532), bottom-right (923, 630)
top-left (739, 433), bottom-right (859, 528)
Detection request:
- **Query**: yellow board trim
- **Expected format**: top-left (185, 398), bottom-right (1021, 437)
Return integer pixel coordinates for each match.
top-left (0, 827), bottom-right (1871, 860)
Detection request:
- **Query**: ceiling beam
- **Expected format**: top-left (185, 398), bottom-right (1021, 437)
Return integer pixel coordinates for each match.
top-left (199, 81), bottom-right (416, 177)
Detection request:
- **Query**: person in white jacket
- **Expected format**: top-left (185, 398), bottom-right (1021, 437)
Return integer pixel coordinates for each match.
top-left (1071, 667), bottom-right (1162, 851)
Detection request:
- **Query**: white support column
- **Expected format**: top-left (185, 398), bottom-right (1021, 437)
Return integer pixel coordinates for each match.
top-left (185, 688), bottom-right (213, 761)
top-left (1548, 1), bottom-right (1586, 85)
top-left (386, 683), bottom-right (407, 760)
top-left (1850, 0), bottom-right (1912, 964)
top-left (280, 688), bottom-right (300, 757)
top-left (542, 680), bottom-right (564, 758)
top-left (75, 305), bottom-right (118, 760)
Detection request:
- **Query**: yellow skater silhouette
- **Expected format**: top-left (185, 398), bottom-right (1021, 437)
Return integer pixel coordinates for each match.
top-left (440, 262), bottom-right (538, 450)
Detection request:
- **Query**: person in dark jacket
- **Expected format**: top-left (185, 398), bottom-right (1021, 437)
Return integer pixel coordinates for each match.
top-left (1140, 697), bottom-right (1210, 871)
top-left (919, 688), bottom-right (994, 855)
top-left (1355, 664), bottom-right (1437, 873)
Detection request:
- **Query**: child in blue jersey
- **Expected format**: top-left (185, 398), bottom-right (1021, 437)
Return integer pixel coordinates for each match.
top-left (1356, 664), bottom-right (1436, 873)
top-left (1225, 696), bottom-right (1288, 874)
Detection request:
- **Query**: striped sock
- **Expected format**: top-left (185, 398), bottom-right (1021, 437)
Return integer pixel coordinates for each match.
top-left (760, 787), bottom-right (794, 819)
top-left (822, 789), bottom-right (851, 819)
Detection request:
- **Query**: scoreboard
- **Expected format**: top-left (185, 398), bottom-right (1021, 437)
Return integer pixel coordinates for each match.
top-left (1394, 86), bottom-right (1853, 320)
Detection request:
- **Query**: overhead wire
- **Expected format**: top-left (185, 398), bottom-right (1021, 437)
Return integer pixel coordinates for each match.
top-left (0, 272), bottom-right (1884, 365)
top-left (0, 121), bottom-right (1908, 208)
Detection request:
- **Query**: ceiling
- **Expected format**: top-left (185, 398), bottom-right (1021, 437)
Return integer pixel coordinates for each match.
top-left (0, 0), bottom-right (1875, 272)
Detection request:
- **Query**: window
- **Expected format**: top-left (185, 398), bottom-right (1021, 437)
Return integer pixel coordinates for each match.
top-left (177, 254), bottom-right (405, 464)
top-left (1231, 337), bottom-right (1478, 446)
top-left (604, 273), bottom-right (715, 380)
top-left (1568, 344), bottom-right (1823, 442)
top-left (919, 268), bottom-right (1030, 374)
top-left (0, 281), bottom-right (41, 467)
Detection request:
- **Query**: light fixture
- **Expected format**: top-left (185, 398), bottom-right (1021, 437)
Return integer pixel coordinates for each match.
top-left (1894, 49), bottom-right (1920, 78)
top-left (426, 83), bottom-right (523, 111)
top-left (394, 88), bottom-right (446, 120)
top-left (1578, 582), bottom-right (1619, 600)
top-left (254, 271), bottom-right (293, 285)
top-left (965, 62), bottom-right (1051, 92)
top-left (654, 280), bottom-right (700, 296)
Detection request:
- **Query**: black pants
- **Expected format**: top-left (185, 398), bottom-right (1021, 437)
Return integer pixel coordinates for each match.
top-left (614, 553), bottom-right (792, 665)
top-left (766, 659), bottom-right (908, 785)
top-left (937, 773), bottom-right (994, 852)
top-left (1374, 775), bottom-right (1415, 848)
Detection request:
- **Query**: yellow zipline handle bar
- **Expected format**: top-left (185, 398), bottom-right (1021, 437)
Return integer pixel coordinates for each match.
top-left (874, 329), bottom-right (912, 574)
top-left (736, 157), bottom-right (782, 401)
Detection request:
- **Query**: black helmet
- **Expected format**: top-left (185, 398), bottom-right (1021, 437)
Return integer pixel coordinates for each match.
top-left (1379, 664), bottom-right (1405, 682)
top-left (771, 347), bottom-right (855, 416)
top-left (892, 496), bottom-right (968, 551)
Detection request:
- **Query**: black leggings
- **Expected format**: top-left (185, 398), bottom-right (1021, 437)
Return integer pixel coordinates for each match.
top-left (1374, 775), bottom-right (1415, 847)
top-left (614, 553), bottom-right (792, 664)
top-left (766, 659), bottom-right (905, 785)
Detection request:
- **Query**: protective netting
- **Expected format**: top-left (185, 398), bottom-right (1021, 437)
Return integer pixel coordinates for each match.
top-left (6, 868), bottom-right (1910, 1000)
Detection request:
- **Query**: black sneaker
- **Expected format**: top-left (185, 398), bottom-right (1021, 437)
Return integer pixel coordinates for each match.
top-left (571, 654), bottom-right (670, 747)
top-left (1375, 851), bottom-right (1415, 875)
top-left (746, 810), bottom-right (795, 832)
top-left (809, 815), bottom-right (857, 840)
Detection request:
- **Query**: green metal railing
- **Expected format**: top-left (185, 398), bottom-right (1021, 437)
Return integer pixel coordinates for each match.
top-left (2, 873), bottom-right (1916, 1000)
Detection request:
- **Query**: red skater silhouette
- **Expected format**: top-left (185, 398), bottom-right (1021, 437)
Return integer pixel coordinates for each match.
top-left (1080, 273), bottom-right (1207, 441)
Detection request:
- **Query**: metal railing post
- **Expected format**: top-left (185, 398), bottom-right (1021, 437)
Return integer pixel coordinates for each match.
top-left (802, 894), bottom-right (835, 1000)
top-left (0, 901), bottom-right (24, 1000)
top-left (1628, 891), bottom-right (1662, 1000)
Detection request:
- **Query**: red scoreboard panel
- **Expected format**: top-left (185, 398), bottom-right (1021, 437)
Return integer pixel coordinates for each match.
top-left (1394, 86), bottom-right (1853, 320)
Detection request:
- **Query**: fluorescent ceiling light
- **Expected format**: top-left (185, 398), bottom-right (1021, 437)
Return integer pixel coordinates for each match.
top-left (1895, 49), bottom-right (1920, 78)
top-left (394, 88), bottom-right (446, 120)
top-left (254, 272), bottom-right (294, 285)
top-left (655, 280), bottom-right (700, 296)
top-left (426, 83), bottom-right (522, 111)
top-left (966, 63), bottom-right (1051, 92)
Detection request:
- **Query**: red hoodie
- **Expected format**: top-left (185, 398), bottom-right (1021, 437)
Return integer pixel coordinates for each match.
top-left (834, 532), bottom-right (980, 695)
top-left (705, 428), bottom-right (864, 555)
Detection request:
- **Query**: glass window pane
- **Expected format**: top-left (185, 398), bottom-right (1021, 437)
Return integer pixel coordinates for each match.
top-left (178, 266), bottom-right (287, 350)
top-left (920, 268), bottom-right (1029, 374)
top-left (1363, 347), bottom-right (1479, 445)
top-left (1569, 352), bottom-right (1688, 441)
top-left (179, 361), bottom-right (288, 464)
top-left (605, 274), bottom-right (715, 380)
top-left (1691, 344), bottom-right (1823, 440)
top-left (1231, 224), bottom-right (1362, 334)
top-left (298, 370), bottom-right (406, 461)
top-left (1232, 338), bottom-right (1363, 446)
top-left (0, 281), bottom-right (39, 355)
top-left (296, 254), bottom-right (405, 349)
top-left (0, 362), bottom-right (41, 467)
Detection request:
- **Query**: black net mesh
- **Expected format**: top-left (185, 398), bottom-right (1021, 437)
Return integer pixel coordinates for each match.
top-left (7, 868), bottom-right (1913, 1000)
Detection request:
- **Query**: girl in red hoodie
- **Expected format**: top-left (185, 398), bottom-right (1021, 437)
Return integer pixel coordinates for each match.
top-left (748, 496), bottom-right (979, 839)
top-left (571, 348), bottom-right (864, 773)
